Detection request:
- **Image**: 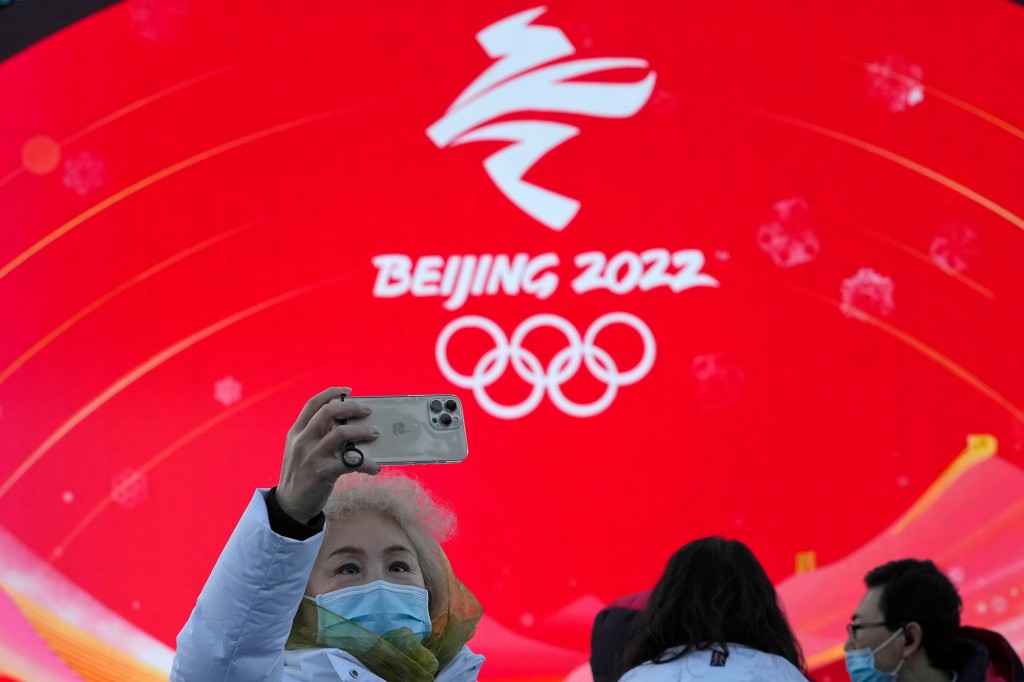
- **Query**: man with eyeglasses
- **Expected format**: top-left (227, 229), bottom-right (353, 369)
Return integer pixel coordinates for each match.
top-left (845, 559), bottom-right (1022, 682)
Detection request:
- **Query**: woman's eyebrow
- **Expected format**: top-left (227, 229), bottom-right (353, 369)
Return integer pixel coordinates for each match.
top-left (327, 546), bottom-right (366, 559)
top-left (327, 545), bottom-right (414, 559)
top-left (384, 544), bottom-right (414, 555)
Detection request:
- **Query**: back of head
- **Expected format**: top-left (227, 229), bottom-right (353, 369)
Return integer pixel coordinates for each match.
top-left (619, 537), bottom-right (805, 675)
top-left (864, 559), bottom-right (962, 669)
top-left (591, 591), bottom-right (650, 682)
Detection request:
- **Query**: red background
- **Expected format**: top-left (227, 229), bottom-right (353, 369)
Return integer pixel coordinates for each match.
top-left (1, 1), bottom-right (1023, 679)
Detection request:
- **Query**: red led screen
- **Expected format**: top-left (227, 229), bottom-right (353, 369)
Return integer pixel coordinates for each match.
top-left (1, 1), bottom-right (1023, 679)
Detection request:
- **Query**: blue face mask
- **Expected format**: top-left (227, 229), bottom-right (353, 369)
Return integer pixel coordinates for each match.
top-left (845, 627), bottom-right (906, 682)
top-left (307, 580), bottom-right (432, 642)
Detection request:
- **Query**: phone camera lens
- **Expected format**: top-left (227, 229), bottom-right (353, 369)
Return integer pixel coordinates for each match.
top-left (444, 399), bottom-right (457, 413)
top-left (439, 413), bottom-right (453, 427)
top-left (430, 400), bottom-right (443, 413)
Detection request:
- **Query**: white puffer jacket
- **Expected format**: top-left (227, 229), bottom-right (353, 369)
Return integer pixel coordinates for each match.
top-left (619, 645), bottom-right (806, 682)
top-left (170, 489), bottom-right (484, 682)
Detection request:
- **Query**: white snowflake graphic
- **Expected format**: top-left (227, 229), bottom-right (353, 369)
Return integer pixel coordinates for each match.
top-left (689, 352), bottom-right (745, 410)
top-left (111, 468), bottom-right (149, 509)
top-left (756, 197), bottom-right (821, 268)
top-left (214, 376), bottom-right (243, 406)
top-left (929, 222), bottom-right (978, 273)
top-left (128, 0), bottom-right (189, 43)
top-left (867, 54), bottom-right (925, 113)
top-left (61, 151), bottom-right (106, 196)
top-left (840, 267), bottom-right (895, 319)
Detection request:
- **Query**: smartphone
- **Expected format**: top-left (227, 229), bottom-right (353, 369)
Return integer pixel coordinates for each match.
top-left (338, 393), bottom-right (469, 464)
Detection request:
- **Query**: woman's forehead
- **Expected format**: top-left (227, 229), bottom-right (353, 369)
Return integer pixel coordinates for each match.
top-left (323, 511), bottom-right (418, 557)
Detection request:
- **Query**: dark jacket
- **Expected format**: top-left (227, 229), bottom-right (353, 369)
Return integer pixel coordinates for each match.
top-left (590, 591), bottom-right (650, 682)
top-left (957, 626), bottom-right (1024, 682)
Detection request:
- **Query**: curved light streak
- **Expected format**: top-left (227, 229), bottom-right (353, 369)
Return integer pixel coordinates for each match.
top-left (889, 434), bottom-right (997, 534)
top-left (62, 64), bottom-right (242, 146)
top-left (0, 216), bottom-right (273, 385)
top-left (844, 221), bottom-right (995, 300)
top-left (0, 166), bottom-right (20, 189)
top-left (0, 104), bottom-right (373, 284)
top-left (833, 53), bottom-right (1024, 144)
top-left (787, 283), bottom-right (1024, 426)
top-left (0, 63), bottom-right (240, 191)
top-left (939, 496), bottom-right (1024, 563)
top-left (806, 644), bottom-right (844, 668)
top-left (48, 373), bottom-right (312, 562)
top-left (747, 107), bottom-right (1024, 234)
top-left (0, 274), bottom-right (350, 501)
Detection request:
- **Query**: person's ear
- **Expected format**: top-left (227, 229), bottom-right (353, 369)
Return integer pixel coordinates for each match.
top-left (901, 622), bottom-right (924, 657)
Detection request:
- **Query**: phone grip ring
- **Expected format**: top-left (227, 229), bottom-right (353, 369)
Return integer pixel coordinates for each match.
top-left (339, 443), bottom-right (364, 468)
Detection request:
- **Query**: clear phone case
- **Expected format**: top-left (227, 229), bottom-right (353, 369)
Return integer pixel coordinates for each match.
top-left (347, 394), bottom-right (469, 464)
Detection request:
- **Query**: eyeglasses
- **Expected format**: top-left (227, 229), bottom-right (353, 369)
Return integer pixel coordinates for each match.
top-left (846, 621), bottom-right (889, 638)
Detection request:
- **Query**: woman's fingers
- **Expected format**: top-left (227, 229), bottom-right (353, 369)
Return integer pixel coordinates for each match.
top-left (314, 423), bottom-right (382, 479)
top-left (291, 386), bottom-right (351, 433)
top-left (321, 421), bottom-right (380, 455)
top-left (330, 446), bottom-right (383, 476)
top-left (352, 456), bottom-right (382, 476)
top-left (277, 388), bottom-right (381, 522)
top-left (297, 393), bottom-right (372, 442)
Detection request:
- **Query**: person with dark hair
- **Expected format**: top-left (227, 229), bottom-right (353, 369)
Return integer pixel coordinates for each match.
top-left (590, 590), bottom-right (650, 682)
top-left (846, 558), bottom-right (1023, 682)
top-left (617, 537), bottom-right (808, 681)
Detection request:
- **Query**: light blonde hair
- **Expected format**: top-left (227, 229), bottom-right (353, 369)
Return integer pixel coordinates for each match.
top-left (323, 473), bottom-right (456, 617)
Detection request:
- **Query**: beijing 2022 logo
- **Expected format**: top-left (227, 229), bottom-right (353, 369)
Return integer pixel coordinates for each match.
top-left (427, 6), bottom-right (657, 231)
top-left (374, 9), bottom-right (715, 421)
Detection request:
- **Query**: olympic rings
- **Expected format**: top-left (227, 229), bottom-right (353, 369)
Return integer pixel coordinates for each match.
top-left (435, 312), bottom-right (656, 419)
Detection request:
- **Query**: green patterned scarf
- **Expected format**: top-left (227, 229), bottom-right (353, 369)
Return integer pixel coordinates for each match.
top-left (287, 564), bottom-right (482, 682)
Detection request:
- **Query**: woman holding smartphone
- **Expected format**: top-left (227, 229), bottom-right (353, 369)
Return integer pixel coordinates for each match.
top-left (170, 387), bottom-right (484, 682)
top-left (617, 537), bottom-right (808, 682)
